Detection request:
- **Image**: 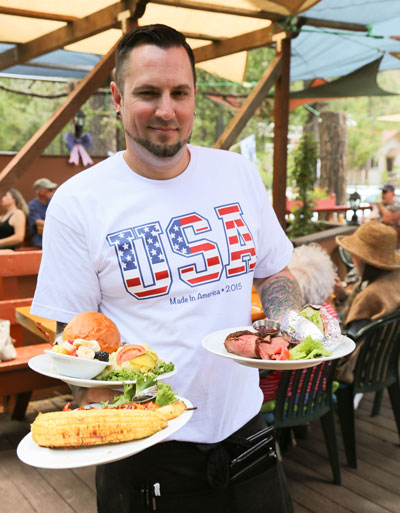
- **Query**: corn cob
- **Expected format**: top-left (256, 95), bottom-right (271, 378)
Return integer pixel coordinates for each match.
top-left (31, 408), bottom-right (167, 448)
top-left (157, 401), bottom-right (187, 421)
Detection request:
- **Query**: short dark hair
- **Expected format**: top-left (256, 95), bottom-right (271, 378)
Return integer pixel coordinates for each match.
top-left (115, 24), bottom-right (196, 91)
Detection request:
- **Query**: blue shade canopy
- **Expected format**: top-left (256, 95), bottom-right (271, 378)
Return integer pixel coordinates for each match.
top-left (0, 0), bottom-right (399, 83)
top-left (0, 44), bottom-right (100, 80)
top-left (290, 0), bottom-right (400, 81)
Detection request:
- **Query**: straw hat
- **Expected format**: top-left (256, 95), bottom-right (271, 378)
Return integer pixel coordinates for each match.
top-left (336, 221), bottom-right (400, 271)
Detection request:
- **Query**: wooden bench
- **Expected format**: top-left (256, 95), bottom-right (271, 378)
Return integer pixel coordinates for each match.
top-left (0, 249), bottom-right (43, 346)
top-left (0, 249), bottom-right (68, 418)
top-left (0, 343), bottom-right (67, 419)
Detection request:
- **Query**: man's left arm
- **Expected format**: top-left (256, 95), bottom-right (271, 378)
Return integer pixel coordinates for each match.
top-left (254, 266), bottom-right (302, 322)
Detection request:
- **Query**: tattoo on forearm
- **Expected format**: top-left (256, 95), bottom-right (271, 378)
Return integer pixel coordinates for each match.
top-left (260, 276), bottom-right (302, 321)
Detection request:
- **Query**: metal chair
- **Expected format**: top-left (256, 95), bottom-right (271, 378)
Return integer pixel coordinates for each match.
top-left (336, 311), bottom-right (400, 469)
top-left (271, 361), bottom-right (341, 484)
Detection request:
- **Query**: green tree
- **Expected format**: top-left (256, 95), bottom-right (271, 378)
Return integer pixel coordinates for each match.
top-left (286, 132), bottom-right (319, 238)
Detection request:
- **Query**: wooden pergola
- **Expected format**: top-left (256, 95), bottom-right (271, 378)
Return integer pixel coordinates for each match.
top-left (0, 0), bottom-right (368, 227)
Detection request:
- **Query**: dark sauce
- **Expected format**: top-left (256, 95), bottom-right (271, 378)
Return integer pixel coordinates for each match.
top-left (256, 326), bottom-right (279, 338)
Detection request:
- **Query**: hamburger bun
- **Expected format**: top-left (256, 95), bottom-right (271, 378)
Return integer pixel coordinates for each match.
top-left (62, 311), bottom-right (121, 354)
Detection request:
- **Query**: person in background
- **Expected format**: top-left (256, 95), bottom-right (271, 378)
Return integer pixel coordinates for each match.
top-left (31, 24), bottom-right (300, 513)
top-left (260, 243), bottom-right (338, 415)
top-left (335, 221), bottom-right (400, 337)
top-left (365, 183), bottom-right (400, 223)
top-left (334, 221), bottom-right (400, 386)
top-left (0, 189), bottom-right (29, 249)
top-left (28, 177), bottom-right (57, 248)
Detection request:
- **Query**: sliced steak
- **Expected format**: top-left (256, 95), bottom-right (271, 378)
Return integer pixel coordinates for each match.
top-left (224, 330), bottom-right (259, 358)
top-left (257, 336), bottom-right (290, 360)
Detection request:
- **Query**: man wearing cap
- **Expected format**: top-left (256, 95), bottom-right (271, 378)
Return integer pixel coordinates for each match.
top-left (28, 178), bottom-right (57, 248)
top-left (367, 184), bottom-right (400, 223)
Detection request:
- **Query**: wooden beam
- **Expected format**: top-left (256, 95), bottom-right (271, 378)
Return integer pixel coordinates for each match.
top-left (0, 7), bottom-right (78, 22)
top-left (150, 0), bottom-right (368, 32)
top-left (214, 55), bottom-right (282, 150)
top-left (273, 38), bottom-right (291, 230)
top-left (0, 2), bottom-right (132, 71)
top-left (183, 32), bottom-right (225, 42)
top-left (151, 0), bottom-right (278, 20)
top-left (193, 26), bottom-right (286, 63)
top-left (0, 41), bottom-right (118, 196)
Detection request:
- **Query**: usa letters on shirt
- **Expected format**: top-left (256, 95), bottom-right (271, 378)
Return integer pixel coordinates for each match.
top-left (107, 202), bottom-right (256, 300)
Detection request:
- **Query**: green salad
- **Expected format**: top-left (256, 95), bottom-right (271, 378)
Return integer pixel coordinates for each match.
top-left (95, 360), bottom-right (175, 382)
top-left (289, 336), bottom-right (332, 360)
top-left (106, 380), bottom-right (178, 408)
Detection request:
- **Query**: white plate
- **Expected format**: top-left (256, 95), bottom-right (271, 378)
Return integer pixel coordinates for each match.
top-left (17, 397), bottom-right (193, 469)
top-left (28, 354), bottom-right (176, 388)
top-left (201, 326), bottom-right (356, 370)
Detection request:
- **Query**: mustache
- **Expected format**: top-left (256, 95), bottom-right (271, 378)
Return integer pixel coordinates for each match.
top-left (149, 119), bottom-right (178, 129)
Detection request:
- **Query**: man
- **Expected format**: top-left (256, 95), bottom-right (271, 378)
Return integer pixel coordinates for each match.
top-left (32, 25), bottom-right (301, 512)
top-left (367, 183), bottom-right (400, 223)
top-left (27, 177), bottom-right (57, 247)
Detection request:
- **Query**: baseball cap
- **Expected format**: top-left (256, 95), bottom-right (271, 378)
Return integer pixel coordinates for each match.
top-left (33, 178), bottom-right (58, 190)
top-left (381, 184), bottom-right (395, 193)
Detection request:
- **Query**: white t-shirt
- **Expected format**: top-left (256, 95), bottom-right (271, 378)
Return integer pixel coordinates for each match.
top-left (32, 145), bottom-right (293, 443)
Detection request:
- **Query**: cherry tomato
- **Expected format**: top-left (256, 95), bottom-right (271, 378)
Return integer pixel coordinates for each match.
top-left (116, 344), bottom-right (146, 365)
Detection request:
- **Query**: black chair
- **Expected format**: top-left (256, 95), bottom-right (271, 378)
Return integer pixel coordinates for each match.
top-left (336, 311), bottom-right (400, 469)
top-left (271, 361), bottom-right (341, 485)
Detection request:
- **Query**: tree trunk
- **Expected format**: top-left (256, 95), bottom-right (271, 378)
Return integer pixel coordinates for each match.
top-left (319, 111), bottom-right (348, 205)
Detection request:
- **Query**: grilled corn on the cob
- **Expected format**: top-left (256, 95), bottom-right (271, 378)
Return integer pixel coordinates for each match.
top-left (157, 401), bottom-right (187, 421)
top-left (31, 408), bottom-right (167, 447)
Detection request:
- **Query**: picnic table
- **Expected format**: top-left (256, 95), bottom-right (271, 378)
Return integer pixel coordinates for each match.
top-left (15, 306), bottom-right (56, 343)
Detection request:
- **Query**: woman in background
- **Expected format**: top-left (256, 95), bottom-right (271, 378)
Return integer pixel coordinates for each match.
top-left (335, 221), bottom-right (400, 336)
top-left (0, 189), bottom-right (29, 249)
top-left (334, 221), bottom-right (400, 384)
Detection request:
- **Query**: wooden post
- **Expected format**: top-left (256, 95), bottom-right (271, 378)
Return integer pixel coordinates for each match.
top-left (214, 55), bottom-right (282, 150)
top-left (273, 38), bottom-right (291, 229)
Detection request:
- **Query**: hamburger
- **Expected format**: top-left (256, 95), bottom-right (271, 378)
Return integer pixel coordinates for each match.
top-left (52, 311), bottom-right (121, 359)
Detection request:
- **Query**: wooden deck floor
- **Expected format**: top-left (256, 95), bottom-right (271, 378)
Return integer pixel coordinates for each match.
top-left (1, 391), bottom-right (399, 513)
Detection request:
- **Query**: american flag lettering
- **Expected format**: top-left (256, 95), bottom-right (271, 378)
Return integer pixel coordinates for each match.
top-left (106, 203), bottom-right (256, 300)
top-left (107, 223), bottom-right (172, 299)
top-left (167, 213), bottom-right (223, 287)
top-left (215, 203), bottom-right (256, 276)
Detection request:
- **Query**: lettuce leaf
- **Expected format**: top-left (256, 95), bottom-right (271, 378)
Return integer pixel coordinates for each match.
top-left (95, 360), bottom-right (175, 382)
top-left (155, 383), bottom-right (177, 406)
top-left (289, 336), bottom-right (332, 360)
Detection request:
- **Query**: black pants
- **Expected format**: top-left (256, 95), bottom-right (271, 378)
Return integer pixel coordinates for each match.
top-left (96, 414), bottom-right (293, 513)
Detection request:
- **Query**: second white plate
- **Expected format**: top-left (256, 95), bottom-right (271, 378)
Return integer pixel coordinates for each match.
top-left (28, 354), bottom-right (176, 388)
top-left (201, 326), bottom-right (356, 370)
top-left (17, 397), bottom-right (193, 469)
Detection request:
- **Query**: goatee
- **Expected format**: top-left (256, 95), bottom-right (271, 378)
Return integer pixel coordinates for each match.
top-left (126, 130), bottom-right (191, 158)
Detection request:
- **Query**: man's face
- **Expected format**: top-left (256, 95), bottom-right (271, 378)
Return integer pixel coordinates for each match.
top-left (111, 44), bottom-right (197, 160)
top-left (38, 188), bottom-right (55, 202)
top-left (382, 189), bottom-right (395, 203)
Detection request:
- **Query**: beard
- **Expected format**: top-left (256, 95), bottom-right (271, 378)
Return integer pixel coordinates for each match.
top-left (126, 129), bottom-right (191, 158)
